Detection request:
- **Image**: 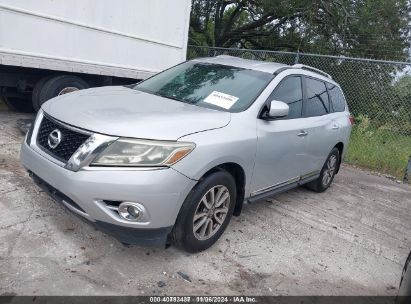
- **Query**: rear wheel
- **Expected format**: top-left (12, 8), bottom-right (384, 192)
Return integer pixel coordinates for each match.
top-left (3, 96), bottom-right (34, 113)
top-left (172, 170), bottom-right (236, 253)
top-left (37, 75), bottom-right (89, 109)
top-left (306, 147), bottom-right (340, 192)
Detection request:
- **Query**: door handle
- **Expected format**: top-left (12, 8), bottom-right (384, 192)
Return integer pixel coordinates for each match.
top-left (332, 124), bottom-right (339, 130)
top-left (297, 130), bottom-right (308, 137)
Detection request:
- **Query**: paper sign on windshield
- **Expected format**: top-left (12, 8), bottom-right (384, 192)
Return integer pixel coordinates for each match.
top-left (204, 91), bottom-right (239, 109)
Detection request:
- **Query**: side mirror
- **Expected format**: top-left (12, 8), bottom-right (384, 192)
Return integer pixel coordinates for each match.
top-left (267, 100), bottom-right (289, 119)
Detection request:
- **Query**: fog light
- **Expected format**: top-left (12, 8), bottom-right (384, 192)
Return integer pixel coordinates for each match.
top-left (118, 202), bottom-right (143, 221)
top-left (127, 206), bottom-right (140, 218)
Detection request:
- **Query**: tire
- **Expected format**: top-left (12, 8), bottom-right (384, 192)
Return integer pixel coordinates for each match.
top-left (32, 76), bottom-right (54, 111)
top-left (37, 75), bottom-right (89, 109)
top-left (172, 170), bottom-right (237, 253)
top-left (305, 147), bottom-right (340, 193)
top-left (3, 96), bottom-right (34, 113)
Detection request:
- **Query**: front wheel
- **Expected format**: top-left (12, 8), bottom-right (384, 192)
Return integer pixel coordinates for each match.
top-left (306, 147), bottom-right (340, 193)
top-left (172, 170), bottom-right (236, 253)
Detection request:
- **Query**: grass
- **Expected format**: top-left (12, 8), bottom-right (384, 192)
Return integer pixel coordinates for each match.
top-left (345, 125), bottom-right (411, 180)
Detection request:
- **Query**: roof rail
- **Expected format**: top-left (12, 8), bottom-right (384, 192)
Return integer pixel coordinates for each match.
top-left (292, 64), bottom-right (332, 79)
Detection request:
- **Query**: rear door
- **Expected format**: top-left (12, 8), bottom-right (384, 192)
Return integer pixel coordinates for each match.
top-left (327, 83), bottom-right (351, 148)
top-left (299, 77), bottom-right (338, 177)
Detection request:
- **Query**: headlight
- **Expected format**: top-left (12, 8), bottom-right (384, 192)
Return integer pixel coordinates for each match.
top-left (91, 138), bottom-right (195, 167)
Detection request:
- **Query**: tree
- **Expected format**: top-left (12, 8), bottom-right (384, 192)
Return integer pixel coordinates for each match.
top-left (189, 0), bottom-right (411, 61)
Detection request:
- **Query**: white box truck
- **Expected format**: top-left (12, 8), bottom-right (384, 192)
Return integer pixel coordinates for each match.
top-left (0, 0), bottom-right (191, 112)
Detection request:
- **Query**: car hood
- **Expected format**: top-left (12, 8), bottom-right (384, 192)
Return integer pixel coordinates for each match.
top-left (41, 86), bottom-right (231, 140)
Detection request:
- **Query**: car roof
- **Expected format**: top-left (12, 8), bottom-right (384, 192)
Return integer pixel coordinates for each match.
top-left (193, 55), bottom-right (338, 85)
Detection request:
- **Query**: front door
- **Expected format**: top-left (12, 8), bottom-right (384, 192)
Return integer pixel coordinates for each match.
top-left (250, 76), bottom-right (307, 196)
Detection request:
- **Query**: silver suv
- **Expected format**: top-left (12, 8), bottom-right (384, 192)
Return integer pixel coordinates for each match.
top-left (20, 56), bottom-right (352, 252)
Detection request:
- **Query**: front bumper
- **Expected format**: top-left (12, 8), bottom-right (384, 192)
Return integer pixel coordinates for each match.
top-left (20, 142), bottom-right (197, 246)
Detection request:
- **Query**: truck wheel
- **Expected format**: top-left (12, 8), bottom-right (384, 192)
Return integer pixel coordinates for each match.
top-left (37, 75), bottom-right (89, 109)
top-left (3, 96), bottom-right (34, 113)
top-left (32, 76), bottom-right (53, 111)
top-left (172, 170), bottom-right (236, 253)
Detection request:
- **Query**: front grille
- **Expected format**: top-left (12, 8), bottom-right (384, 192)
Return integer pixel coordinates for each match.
top-left (37, 115), bottom-right (90, 162)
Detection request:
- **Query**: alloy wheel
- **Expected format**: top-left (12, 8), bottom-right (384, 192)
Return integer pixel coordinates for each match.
top-left (322, 154), bottom-right (337, 187)
top-left (193, 185), bottom-right (230, 241)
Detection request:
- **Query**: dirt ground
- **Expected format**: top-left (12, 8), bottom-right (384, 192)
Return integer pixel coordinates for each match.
top-left (0, 109), bottom-right (410, 296)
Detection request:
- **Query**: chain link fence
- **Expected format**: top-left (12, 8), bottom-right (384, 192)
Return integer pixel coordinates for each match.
top-left (188, 45), bottom-right (411, 181)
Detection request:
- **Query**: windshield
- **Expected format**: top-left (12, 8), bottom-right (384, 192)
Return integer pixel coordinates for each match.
top-left (133, 61), bottom-right (274, 112)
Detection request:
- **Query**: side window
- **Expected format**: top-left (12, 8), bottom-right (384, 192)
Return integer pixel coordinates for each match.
top-left (304, 78), bottom-right (330, 117)
top-left (269, 76), bottom-right (303, 119)
top-left (327, 83), bottom-right (346, 112)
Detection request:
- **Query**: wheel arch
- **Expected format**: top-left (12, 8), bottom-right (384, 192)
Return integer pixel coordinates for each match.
top-left (334, 142), bottom-right (344, 174)
top-left (199, 162), bottom-right (246, 217)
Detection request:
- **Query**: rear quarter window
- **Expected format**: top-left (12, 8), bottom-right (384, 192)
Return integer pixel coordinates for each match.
top-left (327, 83), bottom-right (346, 112)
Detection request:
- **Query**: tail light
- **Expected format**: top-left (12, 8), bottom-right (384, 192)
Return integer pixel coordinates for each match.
top-left (349, 115), bottom-right (355, 125)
